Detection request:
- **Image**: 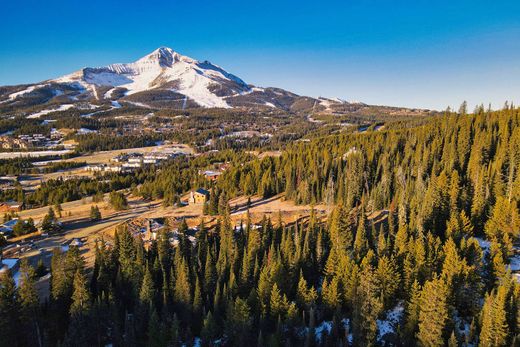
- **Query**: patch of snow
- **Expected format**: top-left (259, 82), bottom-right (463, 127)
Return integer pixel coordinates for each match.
top-left (377, 303), bottom-right (404, 341)
top-left (307, 115), bottom-right (323, 123)
top-left (77, 128), bottom-right (98, 134)
top-left (509, 254), bottom-right (520, 271)
top-left (104, 88), bottom-right (116, 99)
top-left (77, 103), bottom-right (99, 110)
top-left (9, 85), bottom-right (42, 100)
top-left (475, 237), bottom-right (491, 254)
top-left (81, 111), bottom-right (99, 118)
top-left (315, 321), bottom-right (333, 342)
top-left (342, 318), bottom-right (353, 344)
top-left (27, 104), bottom-right (75, 119)
top-left (84, 70), bottom-right (132, 87)
top-left (329, 97), bottom-right (347, 103)
top-left (0, 150), bottom-right (73, 159)
top-left (111, 100), bottom-right (121, 108)
top-left (124, 100), bottom-right (152, 109)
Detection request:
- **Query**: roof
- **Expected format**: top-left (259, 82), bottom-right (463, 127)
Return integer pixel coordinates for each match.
top-left (2, 219), bottom-right (18, 228)
top-left (203, 170), bottom-right (221, 176)
top-left (1, 201), bottom-right (22, 207)
top-left (195, 188), bottom-right (210, 196)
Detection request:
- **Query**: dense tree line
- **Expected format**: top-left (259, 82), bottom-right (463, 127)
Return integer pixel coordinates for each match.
top-left (0, 106), bottom-right (518, 346)
top-left (218, 106), bottom-right (520, 217)
top-left (2, 198), bottom-right (519, 345)
top-left (74, 134), bottom-right (162, 153)
top-left (0, 158), bottom-right (86, 175)
top-left (0, 173), bottom-right (141, 208)
top-left (137, 150), bottom-right (252, 206)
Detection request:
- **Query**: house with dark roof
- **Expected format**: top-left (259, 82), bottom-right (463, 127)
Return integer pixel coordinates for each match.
top-left (189, 188), bottom-right (210, 205)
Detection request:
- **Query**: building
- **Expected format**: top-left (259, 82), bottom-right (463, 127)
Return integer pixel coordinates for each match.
top-left (111, 154), bottom-right (129, 163)
top-left (0, 201), bottom-right (23, 212)
top-left (202, 170), bottom-right (222, 181)
top-left (189, 188), bottom-right (210, 205)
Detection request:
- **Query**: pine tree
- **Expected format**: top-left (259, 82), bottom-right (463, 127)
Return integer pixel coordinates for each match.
top-left (70, 270), bottom-right (90, 315)
top-left (139, 265), bottom-right (155, 307)
top-left (322, 276), bottom-right (342, 316)
top-left (417, 278), bottom-right (449, 346)
top-left (41, 207), bottom-right (58, 233)
top-left (147, 308), bottom-right (164, 347)
top-left (352, 262), bottom-right (382, 346)
top-left (376, 255), bottom-right (400, 309)
top-left (402, 280), bottom-right (421, 344)
top-left (377, 225), bottom-right (387, 257)
top-left (448, 331), bottom-right (458, 347)
top-left (269, 283), bottom-right (288, 319)
top-left (354, 211), bottom-right (369, 260)
top-left (54, 202), bottom-right (63, 218)
top-left (201, 311), bottom-right (218, 345)
top-left (18, 259), bottom-right (42, 345)
top-left (173, 251), bottom-right (191, 319)
top-left (0, 270), bottom-right (20, 346)
top-left (225, 297), bottom-right (251, 345)
top-left (296, 271), bottom-right (316, 309)
top-left (90, 205), bottom-right (101, 221)
top-left (479, 285), bottom-right (510, 347)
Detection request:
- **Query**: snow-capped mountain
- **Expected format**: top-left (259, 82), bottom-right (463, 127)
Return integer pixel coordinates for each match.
top-left (1, 47), bottom-right (320, 111)
top-left (52, 47), bottom-right (252, 108)
top-left (3, 47), bottom-right (421, 117)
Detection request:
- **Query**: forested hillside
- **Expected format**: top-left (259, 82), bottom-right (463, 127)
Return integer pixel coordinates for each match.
top-left (0, 106), bottom-right (519, 346)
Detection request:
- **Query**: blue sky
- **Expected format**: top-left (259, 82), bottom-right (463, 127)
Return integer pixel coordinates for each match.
top-left (1, 0), bottom-right (520, 110)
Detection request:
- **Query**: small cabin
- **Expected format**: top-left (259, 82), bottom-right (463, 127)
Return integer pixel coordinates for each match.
top-left (202, 170), bottom-right (222, 181)
top-left (189, 188), bottom-right (210, 205)
top-left (0, 201), bottom-right (23, 212)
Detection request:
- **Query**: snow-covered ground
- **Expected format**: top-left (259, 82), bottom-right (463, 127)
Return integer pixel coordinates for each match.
top-left (0, 149), bottom-right (73, 159)
top-left (377, 303), bottom-right (404, 340)
top-left (27, 104), bottom-right (75, 119)
top-left (124, 100), bottom-right (152, 109)
top-left (77, 128), bottom-right (98, 134)
top-left (315, 321), bottom-right (333, 342)
top-left (475, 236), bottom-right (520, 282)
top-left (313, 318), bottom-right (351, 343)
top-left (9, 85), bottom-right (40, 100)
top-left (475, 237), bottom-right (490, 254)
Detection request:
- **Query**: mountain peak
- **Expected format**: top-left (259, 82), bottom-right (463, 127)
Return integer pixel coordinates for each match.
top-left (9, 47), bottom-right (325, 110)
top-left (138, 46), bottom-right (178, 67)
top-left (135, 46), bottom-right (198, 68)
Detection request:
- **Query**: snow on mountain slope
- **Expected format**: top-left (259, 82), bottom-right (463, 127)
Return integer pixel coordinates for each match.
top-left (26, 104), bottom-right (75, 119)
top-left (53, 47), bottom-right (249, 108)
